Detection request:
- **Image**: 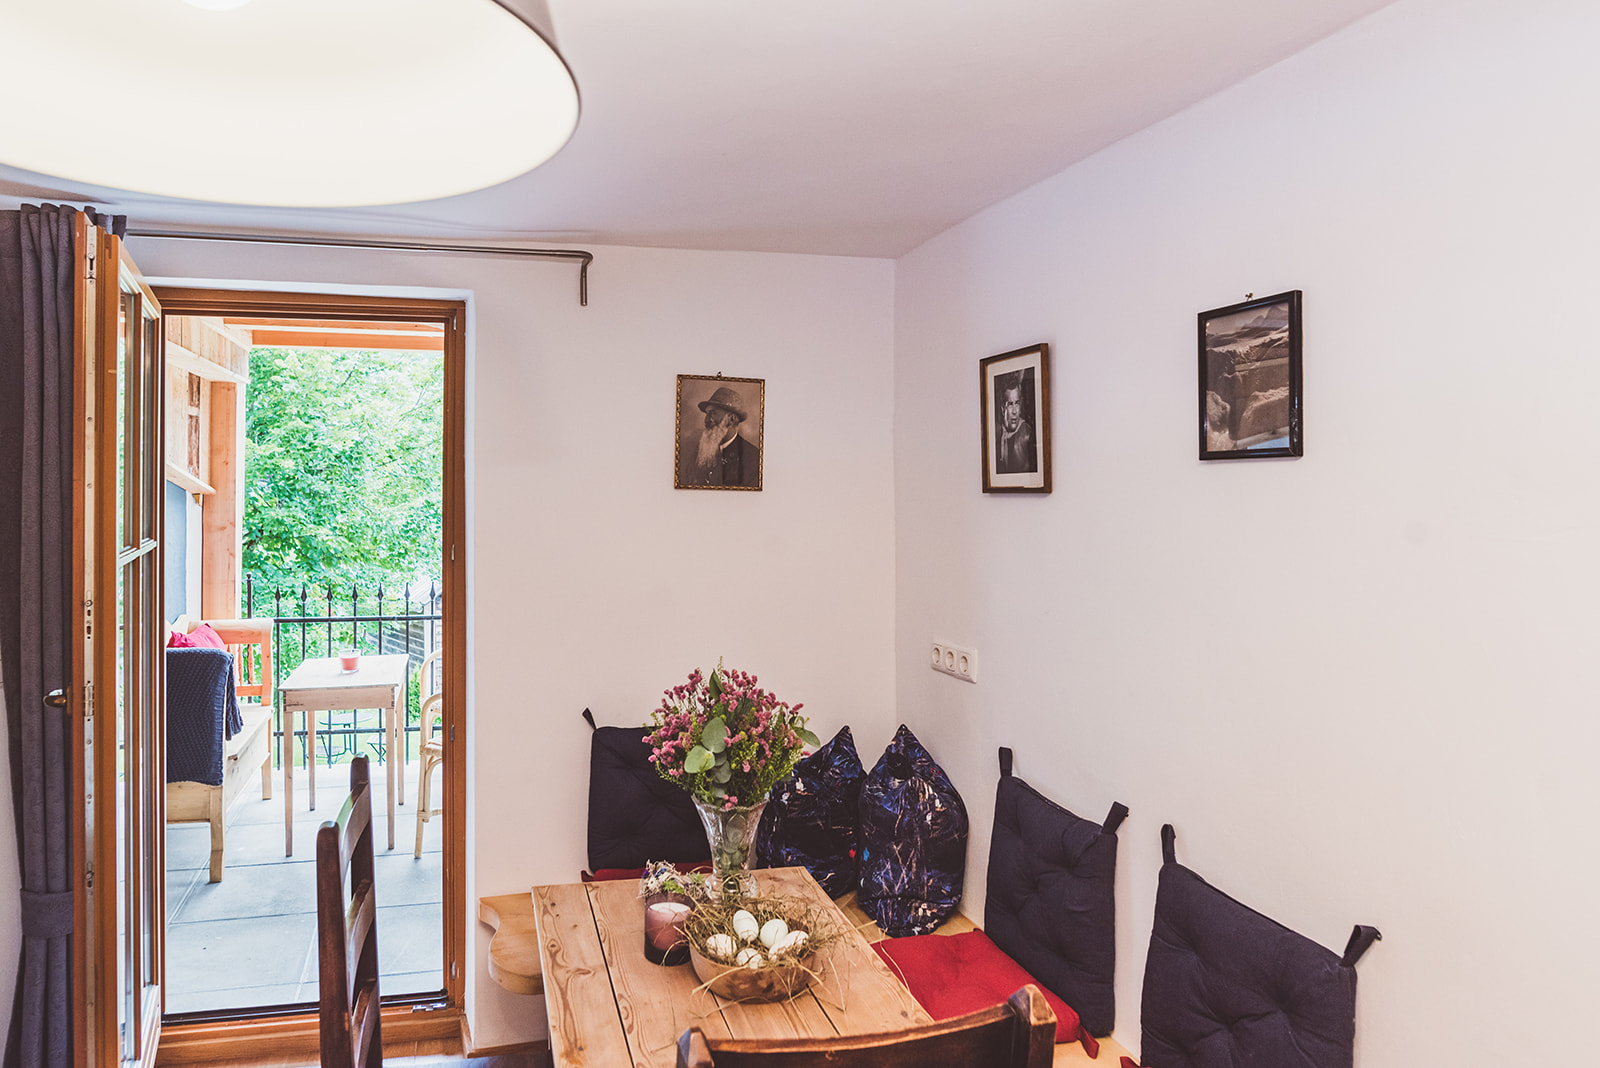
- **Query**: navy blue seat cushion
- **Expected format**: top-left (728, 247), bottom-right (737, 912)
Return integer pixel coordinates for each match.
top-left (586, 723), bottom-right (710, 873)
top-left (1134, 825), bottom-right (1379, 1068)
top-left (985, 749), bottom-right (1126, 1037)
top-left (755, 724), bottom-right (864, 896)
top-left (857, 724), bottom-right (968, 936)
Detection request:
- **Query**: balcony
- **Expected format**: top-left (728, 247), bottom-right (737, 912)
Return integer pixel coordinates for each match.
top-left (165, 758), bottom-right (442, 1016)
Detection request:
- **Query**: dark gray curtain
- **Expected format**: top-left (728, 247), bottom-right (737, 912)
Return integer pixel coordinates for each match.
top-left (0, 203), bottom-right (79, 1068)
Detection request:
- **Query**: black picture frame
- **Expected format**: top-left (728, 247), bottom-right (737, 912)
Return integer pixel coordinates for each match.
top-left (1198, 290), bottom-right (1302, 460)
top-left (980, 343), bottom-right (1051, 493)
top-left (675, 374), bottom-right (765, 491)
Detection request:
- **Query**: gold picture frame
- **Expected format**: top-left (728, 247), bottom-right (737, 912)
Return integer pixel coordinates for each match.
top-left (675, 374), bottom-right (765, 491)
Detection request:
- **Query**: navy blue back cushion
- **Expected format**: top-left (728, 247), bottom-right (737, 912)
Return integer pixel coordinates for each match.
top-left (984, 754), bottom-right (1124, 1036)
top-left (166, 647), bottom-right (237, 786)
top-left (1139, 826), bottom-right (1378, 1068)
top-left (756, 724), bottom-right (864, 896)
top-left (857, 724), bottom-right (968, 936)
top-left (587, 724), bottom-right (710, 873)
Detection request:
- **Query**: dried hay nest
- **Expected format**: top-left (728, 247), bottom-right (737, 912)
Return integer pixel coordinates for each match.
top-left (683, 892), bottom-right (842, 1003)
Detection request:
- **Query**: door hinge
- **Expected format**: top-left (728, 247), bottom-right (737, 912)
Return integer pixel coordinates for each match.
top-left (450, 544), bottom-right (456, 562)
top-left (450, 962), bottom-right (458, 979)
top-left (449, 725), bottom-right (455, 742)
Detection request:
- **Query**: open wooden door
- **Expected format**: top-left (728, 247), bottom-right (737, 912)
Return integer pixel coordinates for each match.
top-left (73, 219), bottom-right (166, 1068)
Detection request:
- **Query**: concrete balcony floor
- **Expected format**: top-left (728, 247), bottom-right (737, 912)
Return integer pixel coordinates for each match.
top-left (165, 759), bottom-right (443, 1016)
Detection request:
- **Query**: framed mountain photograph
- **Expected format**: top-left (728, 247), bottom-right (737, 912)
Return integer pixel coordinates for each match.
top-left (1198, 291), bottom-right (1302, 460)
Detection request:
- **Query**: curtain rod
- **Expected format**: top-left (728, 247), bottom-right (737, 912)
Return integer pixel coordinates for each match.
top-left (125, 228), bottom-right (593, 306)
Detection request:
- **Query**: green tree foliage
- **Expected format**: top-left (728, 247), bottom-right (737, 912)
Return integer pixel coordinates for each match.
top-left (243, 346), bottom-right (443, 596)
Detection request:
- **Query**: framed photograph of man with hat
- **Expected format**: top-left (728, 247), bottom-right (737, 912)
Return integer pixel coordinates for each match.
top-left (675, 374), bottom-right (765, 491)
top-left (979, 343), bottom-right (1051, 493)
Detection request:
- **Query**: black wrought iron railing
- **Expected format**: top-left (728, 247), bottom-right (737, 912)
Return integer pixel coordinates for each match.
top-left (245, 575), bottom-right (443, 770)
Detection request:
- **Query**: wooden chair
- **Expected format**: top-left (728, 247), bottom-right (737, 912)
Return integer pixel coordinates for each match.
top-left (675, 984), bottom-right (1055, 1068)
top-left (413, 650), bottom-right (444, 858)
top-left (316, 756), bottom-right (383, 1068)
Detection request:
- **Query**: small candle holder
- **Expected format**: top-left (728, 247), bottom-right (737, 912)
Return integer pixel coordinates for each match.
top-left (340, 651), bottom-right (360, 672)
top-left (643, 891), bottom-right (693, 966)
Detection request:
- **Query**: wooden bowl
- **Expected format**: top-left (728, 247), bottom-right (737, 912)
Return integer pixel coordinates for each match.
top-left (689, 944), bottom-right (814, 1002)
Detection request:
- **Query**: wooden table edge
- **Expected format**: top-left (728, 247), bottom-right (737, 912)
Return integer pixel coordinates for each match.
top-left (478, 893), bottom-right (545, 996)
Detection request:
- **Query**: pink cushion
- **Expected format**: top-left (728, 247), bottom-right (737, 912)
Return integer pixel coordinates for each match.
top-left (186, 623), bottom-right (227, 650)
top-left (167, 629), bottom-right (196, 648)
top-left (873, 929), bottom-right (1098, 1055)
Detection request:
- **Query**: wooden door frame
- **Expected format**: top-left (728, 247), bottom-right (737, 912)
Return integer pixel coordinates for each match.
top-left (76, 229), bottom-right (171, 1068)
top-left (147, 289), bottom-right (469, 1064)
top-left (71, 210), bottom-right (97, 1068)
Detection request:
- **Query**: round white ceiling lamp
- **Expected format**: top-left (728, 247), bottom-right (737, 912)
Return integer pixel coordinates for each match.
top-left (0, 0), bottom-right (580, 207)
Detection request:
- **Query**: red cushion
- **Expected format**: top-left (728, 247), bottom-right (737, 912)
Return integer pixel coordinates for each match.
top-left (873, 930), bottom-right (1098, 1055)
top-left (580, 862), bottom-right (714, 883)
top-left (186, 623), bottom-right (228, 649)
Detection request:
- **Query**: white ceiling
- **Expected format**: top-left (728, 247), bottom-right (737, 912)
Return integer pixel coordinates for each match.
top-left (0, 0), bottom-right (1397, 259)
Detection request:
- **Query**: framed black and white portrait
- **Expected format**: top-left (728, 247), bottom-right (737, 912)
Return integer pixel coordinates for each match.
top-left (1198, 291), bottom-right (1302, 460)
top-left (980, 344), bottom-right (1051, 494)
top-left (675, 374), bottom-right (765, 491)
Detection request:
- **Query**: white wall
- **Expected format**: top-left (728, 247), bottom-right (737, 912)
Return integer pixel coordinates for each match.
top-left (892, 0), bottom-right (1600, 1063)
top-left (130, 238), bottom-right (899, 1050)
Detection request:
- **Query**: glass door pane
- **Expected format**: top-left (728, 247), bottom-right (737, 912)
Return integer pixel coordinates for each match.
top-left (100, 242), bottom-right (164, 1067)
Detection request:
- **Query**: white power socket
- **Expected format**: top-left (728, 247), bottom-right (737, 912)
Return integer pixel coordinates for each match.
top-left (930, 642), bottom-right (978, 684)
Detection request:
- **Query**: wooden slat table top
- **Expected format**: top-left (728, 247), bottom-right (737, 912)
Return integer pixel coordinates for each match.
top-left (533, 882), bottom-right (634, 1068)
top-left (533, 867), bottom-right (934, 1068)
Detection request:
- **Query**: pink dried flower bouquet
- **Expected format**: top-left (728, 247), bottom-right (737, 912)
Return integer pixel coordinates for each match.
top-left (645, 662), bottom-right (819, 810)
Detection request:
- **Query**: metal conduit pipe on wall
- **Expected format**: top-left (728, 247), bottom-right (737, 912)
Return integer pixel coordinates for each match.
top-left (126, 228), bottom-right (595, 306)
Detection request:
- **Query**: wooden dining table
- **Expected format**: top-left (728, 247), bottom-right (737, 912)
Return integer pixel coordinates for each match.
top-left (533, 866), bottom-right (932, 1068)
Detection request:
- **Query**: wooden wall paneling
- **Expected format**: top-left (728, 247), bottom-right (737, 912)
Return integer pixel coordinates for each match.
top-left (200, 381), bottom-right (241, 618)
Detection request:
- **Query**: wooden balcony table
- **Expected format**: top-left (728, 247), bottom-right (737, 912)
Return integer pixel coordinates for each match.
top-left (277, 653), bottom-right (410, 854)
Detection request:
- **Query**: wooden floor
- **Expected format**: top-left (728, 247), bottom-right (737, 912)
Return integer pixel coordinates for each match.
top-left (212, 1038), bottom-right (546, 1068)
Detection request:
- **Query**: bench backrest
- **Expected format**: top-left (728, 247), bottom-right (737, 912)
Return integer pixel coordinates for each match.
top-left (203, 617), bottom-right (274, 706)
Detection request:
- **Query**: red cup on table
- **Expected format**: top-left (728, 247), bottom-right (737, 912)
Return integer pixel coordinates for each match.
top-left (340, 651), bottom-right (360, 672)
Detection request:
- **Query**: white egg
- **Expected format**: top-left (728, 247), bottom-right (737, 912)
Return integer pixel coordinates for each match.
top-left (773, 930), bottom-right (809, 955)
top-left (704, 933), bottom-right (735, 959)
top-left (758, 918), bottom-right (790, 949)
top-left (731, 910), bottom-right (760, 942)
top-left (736, 947), bottom-right (765, 968)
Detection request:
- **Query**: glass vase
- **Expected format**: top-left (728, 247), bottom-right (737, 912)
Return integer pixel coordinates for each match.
top-left (692, 795), bottom-right (769, 897)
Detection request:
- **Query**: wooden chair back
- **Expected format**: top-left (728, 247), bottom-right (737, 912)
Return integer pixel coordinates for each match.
top-left (316, 756), bottom-right (382, 1068)
top-left (418, 648), bottom-right (443, 701)
top-left (676, 984), bottom-right (1055, 1068)
top-left (203, 617), bottom-right (275, 706)
top-left (418, 692), bottom-right (444, 752)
